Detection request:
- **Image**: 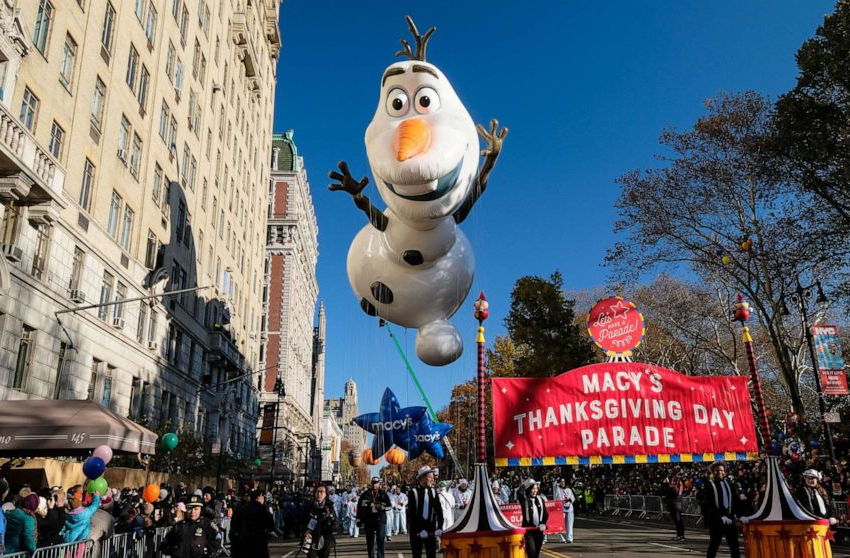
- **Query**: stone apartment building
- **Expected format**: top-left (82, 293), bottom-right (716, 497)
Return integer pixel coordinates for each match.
top-left (0, 0), bottom-right (281, 459)
top-left (325, 378), bottom-right (367, 451)
top-left (258, 130), bottom-right (324, 484)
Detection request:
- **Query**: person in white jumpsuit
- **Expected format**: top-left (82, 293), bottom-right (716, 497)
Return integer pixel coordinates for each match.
top-left (452, 479), bottom-right (472, 517)
top-left (347, 494), bottom-right (360, 538)
top-left (553, 478), bottom-right (575, 543)
top-left (437, 481), bottom-right (456, 530)
top-left (391, 485), bottom-right (408, 535)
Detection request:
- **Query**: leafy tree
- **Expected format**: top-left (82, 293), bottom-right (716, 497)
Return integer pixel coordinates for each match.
top-left (773, 1), bottom-right (850, 224)
top-left (503, 272), bottom-right (597, 377)
top-left (608, 92), bottom-right (848, 417)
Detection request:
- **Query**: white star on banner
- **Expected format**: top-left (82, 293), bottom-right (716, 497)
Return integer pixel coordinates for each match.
top-left (501, 387), bottom-right (507, 393)
top-left (730, 386), bottom-right (736, 390)
top-left (740, 436), bottom-right (748, 445)
top-left (506, 441), bottom-right (515, 450)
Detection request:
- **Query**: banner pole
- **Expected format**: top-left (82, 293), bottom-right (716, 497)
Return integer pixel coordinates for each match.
top-left (734, 294), bottom-right (772, 452)
top-left (382, 321), bottom-right (466, 479)
top-left (473, 293), bottom-right (489, 464)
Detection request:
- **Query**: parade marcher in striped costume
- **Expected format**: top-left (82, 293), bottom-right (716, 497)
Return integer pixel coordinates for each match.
top-left (406, 467), bottom-right (443, 558)
top-left (795, 469), bottom-right (838, 525)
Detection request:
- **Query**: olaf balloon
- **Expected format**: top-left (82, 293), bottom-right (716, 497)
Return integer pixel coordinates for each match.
top-left (330, 16), bottom-right (508, 366)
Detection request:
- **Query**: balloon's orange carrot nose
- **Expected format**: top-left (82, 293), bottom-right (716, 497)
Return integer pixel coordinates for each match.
top-left (395, 119), bottom-right (431, 161)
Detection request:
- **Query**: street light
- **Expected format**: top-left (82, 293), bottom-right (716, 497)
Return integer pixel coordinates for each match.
top-left (784, 279), bottom-right (835, 462)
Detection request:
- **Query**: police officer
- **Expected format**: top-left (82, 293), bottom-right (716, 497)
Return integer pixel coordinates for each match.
top-left (160, 495), bottom-right (219, 558)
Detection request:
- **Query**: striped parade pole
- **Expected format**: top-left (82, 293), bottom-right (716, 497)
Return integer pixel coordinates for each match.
top-left (734, 294), bottom-right (772, 452)
top-left (473, 293), bottom-right (489, 464)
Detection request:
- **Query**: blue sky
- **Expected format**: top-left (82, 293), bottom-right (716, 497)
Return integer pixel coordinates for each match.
top-left (272, 2), bottom-right (836, 419)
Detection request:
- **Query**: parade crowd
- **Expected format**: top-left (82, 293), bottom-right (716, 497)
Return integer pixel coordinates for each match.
top-left (2, 454), bottom-right (850, 558)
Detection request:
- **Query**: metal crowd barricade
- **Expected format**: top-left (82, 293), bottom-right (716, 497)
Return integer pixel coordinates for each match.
top-left (681, 496), bottom-right (704, 524)
top-left (643, 495), bottom-right (664, 519)
top-left (602, 494), bottom-right (616, 514)
top-left (628, 495), bottom-right (646, 518)
top-left (100, 532), bottom-right (136, 558)
top-left (2, 552), bottom-right (32, 558)
top-left (31, 540), bottom-right (95, 558)
top-left (836, 501), bottom-right (848, 518)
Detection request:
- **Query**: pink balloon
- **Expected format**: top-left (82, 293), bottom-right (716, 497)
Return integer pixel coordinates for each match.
top-left (93, 445), bottom-right (113, 465)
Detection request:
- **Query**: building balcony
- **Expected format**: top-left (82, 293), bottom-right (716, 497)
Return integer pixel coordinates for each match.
top-left (0, 101), bottom-right (67, 212)
top-left (231, 12), bottom-right (259, 79)
top-left (264, 6), bottom-right (281, 56)
top-left (207, 330), bottom-right (245, 374)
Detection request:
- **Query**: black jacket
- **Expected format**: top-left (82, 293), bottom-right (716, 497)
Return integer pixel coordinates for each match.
top-left (702, 478), bottom-right (740, 524)
top-left (357, 489), bottom-right (392, 529)
top-left (406, 486), bottom-right (443, 534)
top-left (160, 517), bottom-right (218, 558)
top-left (518, 494), bottom-right (549, 529)
top-left (230, 500), bottom-right (275, 558)
top-left (795, 486), bottom-right (837, 520)
top-left (304, 500), bottom-right (338, 547)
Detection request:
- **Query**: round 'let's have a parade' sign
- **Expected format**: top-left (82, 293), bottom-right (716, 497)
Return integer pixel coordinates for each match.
top-left (587, 296), bottom-right (645, 357)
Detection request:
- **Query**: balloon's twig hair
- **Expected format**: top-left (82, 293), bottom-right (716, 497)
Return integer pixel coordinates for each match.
top-left (395, 15), bottom-right (436, 62)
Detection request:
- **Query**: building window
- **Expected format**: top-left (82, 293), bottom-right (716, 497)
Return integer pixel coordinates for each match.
top-left (48, 121), bottom-right (64, 160)
top-left (130, 134), bottom-right (142, 178)
top-left (79, 158), bottom-right (95, 211)
top-left (101, 370), bottom-right (113, 407)
top-left (134, 0), bottom-right (145, 21)
top-left (118, 116), bottom-right (130, 161)
top-left (88, 358), bottom-right (101, 400)
top-left (11, 326), bottom-right (35, 390)
top-left (144, 230), bottom-right (158, 268)
top-left (0, 203), bottom-right (21, 247)
top-left (137, 66), bottom-right (150, 110)
top-left (69, 246), bottom-right (84, 292)
top-left (166, 42), bottom-right (176, 83)
top-left (107, 191), bottom-right (121, 238)
top-left (19, 88), bottom-right (39, 131)
top-left (120, 206), bottom-right (134, 251)
top-left (31, 224), bottom-right (51, 280)
top-left (152, 163), bottom-right (163, 205)
top-left (113, 283), bottom-right (126, 321)
top-left (201, 178), bottom-right (208, 209)
top-left (60, 34), bottom-right (77, 87)
top-left (158, 102), bottom-right (170, 141)
top-left (32, 0), bottom-right (54, 55)
top-left (168, 116), bottom-right (177, 150)
top-left (175, 200), bottom-right (186, 244)
top-left (172, 0), bottom-right (180, 19)
top-left (145, 4), bottom-right (157, 46)
top-left (98, 271), bottom-right (114, 320)
top-left (130, 377), bottom-right (141, 417)
top-left (179, 5), bottom-right (189, 45)
top-left (54, 341), bottom-right (68, 399)
top-left (101, 2), bottom-right (116, 53)
top-left (126, 45), bottom-right (139, 91)
top-left (148, 310), bottom-right (158, 344)
top-left (137, 304), bottom-right (147, 343)
top-left (91, 78), bottom-right (106, 129)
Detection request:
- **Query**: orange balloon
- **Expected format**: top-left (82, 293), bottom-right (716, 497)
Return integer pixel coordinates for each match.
top-left (385, 447), bottom-right (406, 465)
top-left (143, 483), bottom-right (160, 503)
top-left (362, 449), bottom-right (380, 465)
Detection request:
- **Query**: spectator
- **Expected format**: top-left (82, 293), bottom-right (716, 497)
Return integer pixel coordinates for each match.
top-left (0, 477), bottom-right (9, 555)
top-left (36, 492), bottom-right (65, 547)
top-left (3, 493), bottom-right (38, 554)
top-left (230, 489), bottom-right (275, 558)
top-left (61, 490), bottom-right (102, 543)
top-left (90, 491), bottom-right (116, 558)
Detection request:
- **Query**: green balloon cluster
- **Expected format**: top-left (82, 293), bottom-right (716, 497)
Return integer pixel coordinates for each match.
top-left (88, 476), bottom-right (108, 496)
top-left (162, 433), bottom-right (179, 452)
top-left (253, 458), bottom-right (262, 467)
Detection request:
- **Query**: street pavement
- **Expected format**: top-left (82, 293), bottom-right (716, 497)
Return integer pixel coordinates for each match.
top-left (268, 517), bottom-right (850, 557)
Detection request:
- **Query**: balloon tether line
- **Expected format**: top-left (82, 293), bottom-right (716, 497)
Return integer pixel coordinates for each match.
top-left (381, 320), bottom-right (466, 479)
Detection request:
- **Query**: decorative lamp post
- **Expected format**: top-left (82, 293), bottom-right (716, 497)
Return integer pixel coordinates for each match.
top-left (473, 292), bottom-right (489, 464)
top-left (733, 294), bottom-right (772, 452)
top-left (785, 280), bottom-right (835, 462)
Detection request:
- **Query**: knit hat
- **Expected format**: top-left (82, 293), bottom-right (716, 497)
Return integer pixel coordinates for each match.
top-left (22, 493), bottom-right (39, 511)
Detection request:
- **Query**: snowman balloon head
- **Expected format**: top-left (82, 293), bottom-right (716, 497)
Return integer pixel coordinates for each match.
top-left (329, 16), bottom-right (507, 366)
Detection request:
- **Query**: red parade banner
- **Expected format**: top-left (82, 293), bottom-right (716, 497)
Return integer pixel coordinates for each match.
top-left (492, 362), bottom-right (759, 466)
top-left (499, 500), bottom-right (566, 534)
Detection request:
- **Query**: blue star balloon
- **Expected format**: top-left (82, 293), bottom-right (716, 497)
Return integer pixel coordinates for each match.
top-left (353, 388), bottom-right (426, 456)
top-left (405, 412), bottom-right (453, 460)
